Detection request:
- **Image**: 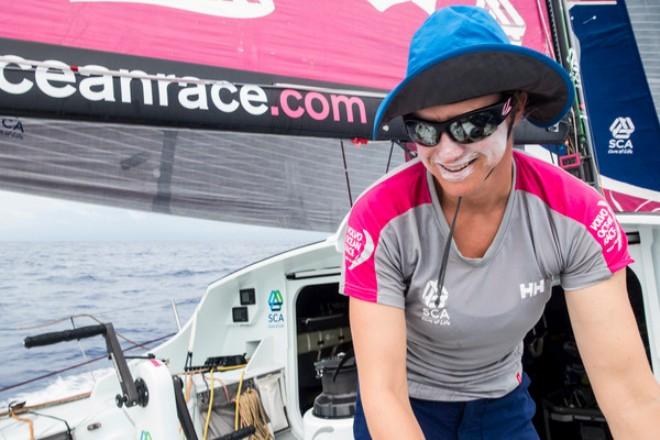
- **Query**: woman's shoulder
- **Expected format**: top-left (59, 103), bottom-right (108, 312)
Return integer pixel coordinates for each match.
top-left (513, 149), bottom-right (604, 217)
top-left (513, 150), bottom-right (629, 270)
top-left (349, 159), bottom-right (431, 231)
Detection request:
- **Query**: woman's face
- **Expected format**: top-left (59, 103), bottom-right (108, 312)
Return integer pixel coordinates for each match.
top-left (414, 94), bottom-right (513, 199)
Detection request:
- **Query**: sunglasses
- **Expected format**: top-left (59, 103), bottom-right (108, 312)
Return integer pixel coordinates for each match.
top-left (403, 96), bottom-right (514, 146)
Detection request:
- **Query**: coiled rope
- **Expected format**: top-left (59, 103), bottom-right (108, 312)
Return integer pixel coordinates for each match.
top-left (237, 388), bottom-right (273, 440)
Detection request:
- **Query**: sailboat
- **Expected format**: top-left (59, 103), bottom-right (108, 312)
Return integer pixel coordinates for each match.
top-left (0, 1), bottom-right (658, 439)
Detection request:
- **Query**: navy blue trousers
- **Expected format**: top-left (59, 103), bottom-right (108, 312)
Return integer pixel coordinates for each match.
top-left (353, 374), bottom-right (539, 440)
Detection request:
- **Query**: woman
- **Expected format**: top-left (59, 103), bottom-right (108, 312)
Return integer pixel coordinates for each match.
top-left (340, 5), bottom-right (660, 440)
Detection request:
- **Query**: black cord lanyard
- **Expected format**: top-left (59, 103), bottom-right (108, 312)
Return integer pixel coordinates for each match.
top-left (435, 196), bottom-right (462, 307)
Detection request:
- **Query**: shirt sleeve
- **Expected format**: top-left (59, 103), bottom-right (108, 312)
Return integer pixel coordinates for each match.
top-left (561, 197), bottom-right (633, 291)
top-left (339, 199), bottom-right (407, 309)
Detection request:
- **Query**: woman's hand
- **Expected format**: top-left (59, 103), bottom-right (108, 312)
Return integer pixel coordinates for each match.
top-left (566, 269), bottom-right (660, 439)
top-left (350, 297), bottom-right (425, 439)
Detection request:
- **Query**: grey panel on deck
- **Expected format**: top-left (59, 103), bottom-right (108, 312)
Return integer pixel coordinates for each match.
top-left (0, 118), bottom-right (405, 232)
top-left (626, 0), bottom-right (660, 120)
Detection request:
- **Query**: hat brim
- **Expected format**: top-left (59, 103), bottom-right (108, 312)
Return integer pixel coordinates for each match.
top-left (373, 44), bottom-right (574, 139)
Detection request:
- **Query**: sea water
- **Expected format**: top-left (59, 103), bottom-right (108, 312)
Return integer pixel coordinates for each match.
top-left (0, 239), bottom-right (318, 407)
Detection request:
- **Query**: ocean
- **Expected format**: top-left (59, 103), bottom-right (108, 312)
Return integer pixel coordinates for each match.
top-left (0, 239), bottom-right (317, 408)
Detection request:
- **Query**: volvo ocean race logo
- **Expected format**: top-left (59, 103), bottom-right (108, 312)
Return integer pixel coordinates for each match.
top-left (608, 117), bottom-right (635, 154)
top-left (589, 200), bottom-right (623, 253)
top-left (70, 0), bottom-right (275, 19)
top-left (344, 226), bottom-right (375, 270)
top-left (421, 280), bottom-right (450, 326)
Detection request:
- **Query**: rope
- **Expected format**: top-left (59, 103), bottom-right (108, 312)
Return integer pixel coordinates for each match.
top-left (215, 375), bottom-right (231, 403)
top-left (184, 371), bottom-right (194, 403)
top-left (237, 388), bottom-right (274, 440)
top-left (0, 393), bottom-right (90, 418)
top-left (234, 369), bottom-right (246, 431)
top-left (9, 407), bottom-right (35, 440)
top-left (203, 368), bottom-right (216, 440)
top-left (536, 0), bottom-right (556, 58)
top-left (70, 316), bottom-right (97, 385)
top-left (27, 411), bottom-right (73, 439)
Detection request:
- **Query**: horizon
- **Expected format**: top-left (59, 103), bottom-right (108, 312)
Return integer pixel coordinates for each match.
top-left (0, 189), bottom-right (329, 242)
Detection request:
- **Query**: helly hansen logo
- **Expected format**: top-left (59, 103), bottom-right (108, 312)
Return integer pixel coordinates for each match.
top-left (520, 279), bottom-right (545, 299)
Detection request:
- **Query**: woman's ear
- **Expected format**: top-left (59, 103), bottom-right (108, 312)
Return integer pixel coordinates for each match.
top-left (513, 92), bottom-right (528, 124)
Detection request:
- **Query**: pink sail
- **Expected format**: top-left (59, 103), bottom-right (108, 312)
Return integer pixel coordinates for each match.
top-left (2, 0), bottom-right (554, 89)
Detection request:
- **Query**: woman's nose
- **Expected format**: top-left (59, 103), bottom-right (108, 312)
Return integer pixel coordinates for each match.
top-left (433, 133), bottom-right (466, 162)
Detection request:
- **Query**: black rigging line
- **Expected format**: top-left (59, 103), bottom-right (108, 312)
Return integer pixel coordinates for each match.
top-left (385, 141), bottom-right (395, 173)
top-left (340, 139), bottom-right (353, 207)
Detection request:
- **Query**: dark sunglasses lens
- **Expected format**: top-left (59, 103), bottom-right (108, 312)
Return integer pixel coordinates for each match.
top-left (405, 99), bottom-right (509, 146)
top-left (406, 120), bottom-right (439, 146)
top-left (450, 111), bottom-right (500, 143)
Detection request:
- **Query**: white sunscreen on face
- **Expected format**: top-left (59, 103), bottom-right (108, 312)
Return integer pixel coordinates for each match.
top-left (479, 121), bottom-right (508, 169)
top-left (436, 152), bottom-right (479, 182)
top-left (435, 121), bottom-right (509, 182)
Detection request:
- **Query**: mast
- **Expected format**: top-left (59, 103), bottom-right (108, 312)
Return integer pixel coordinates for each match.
top-left (546, 0), bottom-right (601, 190)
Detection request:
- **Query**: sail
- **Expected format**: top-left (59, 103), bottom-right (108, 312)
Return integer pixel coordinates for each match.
top-left (0, 1), bottom-right (554, 136)
top-left (0, 1), bottom-right (558, 230)
top-left (568, 0), bottom-right (660, 213)
top-left (0, 118), bottom-right (406, 231)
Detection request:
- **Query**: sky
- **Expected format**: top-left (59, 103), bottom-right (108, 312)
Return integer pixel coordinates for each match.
top-left (0, 189), bottom-right (328, 242)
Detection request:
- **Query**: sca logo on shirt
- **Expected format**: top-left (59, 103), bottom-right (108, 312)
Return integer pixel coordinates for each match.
top-left (421, 280), bottom-right (451, 326)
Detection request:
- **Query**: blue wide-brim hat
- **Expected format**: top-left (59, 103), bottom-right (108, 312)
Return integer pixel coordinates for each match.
top-left (373, 5), bottom-right (574, 139)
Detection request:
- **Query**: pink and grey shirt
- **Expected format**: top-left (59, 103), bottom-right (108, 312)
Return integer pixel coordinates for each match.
top-left (340, 150), bottom-right (632, 401)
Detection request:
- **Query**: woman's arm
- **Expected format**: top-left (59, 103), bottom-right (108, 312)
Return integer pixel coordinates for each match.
top-left (565, 269), bottom-right (660, 439)
top-left (349, 297), bottom-right (425, 439)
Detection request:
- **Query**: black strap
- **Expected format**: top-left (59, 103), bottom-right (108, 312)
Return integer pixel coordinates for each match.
top-left (173, 375), bottom-right (199, 440)
top-left (435, 197), bottom-right (462, 307)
